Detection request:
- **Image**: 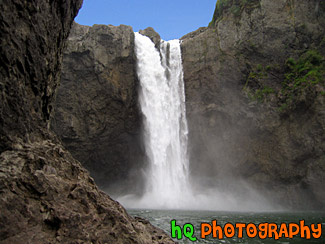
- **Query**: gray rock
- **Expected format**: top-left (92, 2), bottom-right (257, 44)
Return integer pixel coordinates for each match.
top-left (181, 0), bottom-right (325, 209)
top-left (51, 23), bottom-right (145, 192)
top-left (139, 27), bottom-right (161, 50)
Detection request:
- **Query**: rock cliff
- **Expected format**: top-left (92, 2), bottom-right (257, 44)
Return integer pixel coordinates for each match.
top-left (181, 0), bottom-right (325, 209)
top-left (51, 23), bottom-right (145, 192)
top-left (0, 0), bottom-right (174, 243)
top-left (51, 25), bottom-right (166, 193)
top-left (51, 0), bottom-right (324, 210)
top-left (0, 0), bottom-right (82, 151)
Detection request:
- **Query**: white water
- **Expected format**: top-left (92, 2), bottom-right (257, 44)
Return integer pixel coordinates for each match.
top-left (120, 33), bottom-right (193, 209)
top-left (117, 33), bottom-right (274, 211)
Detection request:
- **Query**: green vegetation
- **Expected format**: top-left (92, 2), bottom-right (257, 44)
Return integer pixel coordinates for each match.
top-left (209, 0), bottom-right (261, 27)
top-left (243, 50), bottom-right (324, 110)
top-left (243, 64), bottom-right (275, 102)
top-left (283, 51), bottom-right (323, 88)
top-left (279, 50), bottom-right (325, 110)
top-left (254, 86), bottom-right (275, 102)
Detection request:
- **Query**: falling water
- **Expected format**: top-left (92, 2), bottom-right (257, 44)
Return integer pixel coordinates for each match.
top-left (132, 33), bottom-right (192, 209)
top-left (117, 33), bottom-right (275, 211)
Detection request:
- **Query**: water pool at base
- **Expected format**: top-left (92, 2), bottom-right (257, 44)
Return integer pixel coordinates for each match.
top-left (127, 209), bottom-right (325, 243)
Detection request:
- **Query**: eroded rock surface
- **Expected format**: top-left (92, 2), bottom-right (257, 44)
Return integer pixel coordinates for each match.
top-left (0, 140), bottom-right (173, 243)
top-left (0, 0), bottom-right (82, 152)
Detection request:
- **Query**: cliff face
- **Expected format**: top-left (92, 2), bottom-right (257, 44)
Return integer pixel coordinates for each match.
top-left (51, 25), bottom-right (167, 192)
top-left (49, 0), bottom-right (324, 210)
top-left (181, 0), bottom-right (325, 209)
top-left (0, 1), bottom-right (174, 243)
top-left (51, 23), bottom-right (144, 191)
top-left (0, 0), bottom-right (81, 152)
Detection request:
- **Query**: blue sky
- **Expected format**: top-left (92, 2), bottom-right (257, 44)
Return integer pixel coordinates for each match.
top-left (75, 0), bottom-right (217, 40)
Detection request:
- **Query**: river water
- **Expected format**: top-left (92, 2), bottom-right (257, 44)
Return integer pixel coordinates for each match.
top-left (128, 209), bottom-right (325, 243)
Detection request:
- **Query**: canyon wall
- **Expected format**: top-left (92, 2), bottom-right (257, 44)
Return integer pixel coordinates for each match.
top-left (52, 0), bottom-right (325, 210)
top-left (0, 0), bottom-right (174, 243)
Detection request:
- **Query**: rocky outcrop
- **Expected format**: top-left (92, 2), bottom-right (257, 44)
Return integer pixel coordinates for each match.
top-left (0, 140), bottom-right (173, 243)
top-left (139, 27), bottom-right (161, 49)
top-left (0, 0), bottom-right (174, 243)
top-left (51, 23), bottom-right (145, 192)
top-left (181, 0), bottom-right (325, 209)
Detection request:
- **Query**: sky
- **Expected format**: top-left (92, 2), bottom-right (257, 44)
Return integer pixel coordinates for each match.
top-left (75, 0), bottom-right (217, 40)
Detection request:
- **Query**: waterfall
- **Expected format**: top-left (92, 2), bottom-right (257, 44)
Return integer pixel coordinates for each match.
top-left (133, 32), bottom-right (193, 209)
top-left (117, 33), bottom-right (272, 211)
